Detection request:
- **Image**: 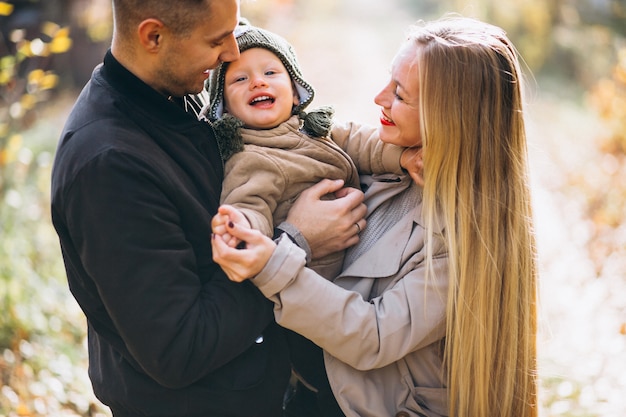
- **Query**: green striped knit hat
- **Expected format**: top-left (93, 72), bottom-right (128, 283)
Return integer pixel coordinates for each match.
top-left (206, 21), bottom-right (315, 122)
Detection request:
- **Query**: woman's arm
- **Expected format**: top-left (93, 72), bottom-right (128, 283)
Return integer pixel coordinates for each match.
top-left (212, 208), bottom-right (448, 371)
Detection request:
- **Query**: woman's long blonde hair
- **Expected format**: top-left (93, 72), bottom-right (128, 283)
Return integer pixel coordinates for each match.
top-left (414, 17), bottom-right (538, 417)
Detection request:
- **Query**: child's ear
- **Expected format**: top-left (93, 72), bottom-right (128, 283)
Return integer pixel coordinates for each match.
top-left (292, 82), bottom-right (300, 107)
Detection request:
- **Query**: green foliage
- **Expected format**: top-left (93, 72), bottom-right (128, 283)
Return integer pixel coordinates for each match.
top-left (0, 109), bottom-right (110, 416)
top-left (0, 2), bottom-right (110, 415)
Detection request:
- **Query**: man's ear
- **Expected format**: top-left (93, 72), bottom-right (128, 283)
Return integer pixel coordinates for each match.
top-left (137, 18), bottom-right (165, 52)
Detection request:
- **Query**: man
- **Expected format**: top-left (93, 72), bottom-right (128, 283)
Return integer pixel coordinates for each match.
top-left (50, 1), bottom-right (365, 416)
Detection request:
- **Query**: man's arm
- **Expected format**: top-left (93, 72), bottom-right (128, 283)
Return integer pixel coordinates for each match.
top-left (60, 149), bottom-right (273, 388)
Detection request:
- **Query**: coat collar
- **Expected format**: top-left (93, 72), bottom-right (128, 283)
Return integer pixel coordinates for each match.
top-left (337, 176), bottom-right (445, 284)
top-left (338, 175), bottom-right (418, 281)
top-left (99, 50), bottom-right (201, 127)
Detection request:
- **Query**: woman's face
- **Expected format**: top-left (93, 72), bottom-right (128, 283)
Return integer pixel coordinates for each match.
top-left (374, 42), bottom-right (422, 148)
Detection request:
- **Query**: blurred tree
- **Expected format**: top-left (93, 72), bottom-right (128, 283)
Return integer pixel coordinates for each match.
top-left (584, 48), bottom-right (626, 275)
top-left (1, 1), bottom-right (112, 415)
top-left (1, 0), bottom-right (73, 200)
top-left (400, 0), bottom-right (626, 91)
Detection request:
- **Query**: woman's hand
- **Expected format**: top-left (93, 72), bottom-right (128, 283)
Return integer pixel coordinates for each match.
top-left (401, 147), bottom-right (424, 187)
top-left (211, 205), bottom-right (276, 282)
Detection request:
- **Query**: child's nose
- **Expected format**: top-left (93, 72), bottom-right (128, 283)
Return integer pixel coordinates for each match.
top-left (250, 75), bottom-right (269, 89)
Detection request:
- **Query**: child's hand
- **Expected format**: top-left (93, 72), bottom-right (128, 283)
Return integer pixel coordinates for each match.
top-left (211, 213), bottom-right (277, 283)
top-left (211, 205), bottom-right (251, 248)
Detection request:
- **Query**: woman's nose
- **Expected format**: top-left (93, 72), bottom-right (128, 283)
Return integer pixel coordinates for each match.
top-left (374, 83), bottom-right (395, 108)
top-left (374, 89), bottom-right (388, 107)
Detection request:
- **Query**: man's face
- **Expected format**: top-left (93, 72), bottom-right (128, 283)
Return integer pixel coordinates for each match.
top-left (154, 0), bottom-right (240, 97)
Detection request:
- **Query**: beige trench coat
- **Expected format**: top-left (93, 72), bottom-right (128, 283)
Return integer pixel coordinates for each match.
top-left (253, 175), bottom-right (450, 417)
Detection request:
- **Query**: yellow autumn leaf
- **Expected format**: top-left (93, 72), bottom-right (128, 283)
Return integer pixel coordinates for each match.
top-left (55, 26), bottom-right (71, 38)
top-left (40, 73), bottom-right (59, 90)
top-left (28, 69), bottom-right (45, 84)
top-left (0, 69), bottom-right (11, 85)
top-left (16, 402), bottom-right (30, 416)
top-left (2, 134), bottom-right (23, 165)
top-left (20, 94), bottom-right (37, 111)
top-left (18, 41), bottom-right (34, 58)
top-left (0, 2), bottom-right (14, 16)
top-left (50, 35), bottom-right (72, 54)
top-left (41, 21), bottom-right (61, 38)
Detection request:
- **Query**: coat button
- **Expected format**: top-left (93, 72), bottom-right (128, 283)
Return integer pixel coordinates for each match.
top-left (395, 412), bottom-right (410, 417)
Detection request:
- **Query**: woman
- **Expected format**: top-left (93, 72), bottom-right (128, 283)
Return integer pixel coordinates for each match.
top-left (212, 16), bottom-right (538, 417)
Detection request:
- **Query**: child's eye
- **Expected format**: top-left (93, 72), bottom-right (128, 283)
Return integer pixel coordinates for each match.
top-left (233, 75), bottom-right (247, 83)
top-left (265, 70), bottom-right (277, 76)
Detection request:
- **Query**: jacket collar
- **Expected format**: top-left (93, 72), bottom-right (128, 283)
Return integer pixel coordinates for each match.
top-left (339, 175), bottom-right (418, 280)
top-left (338, 177), bottom-right (445, 282)
top-left (99, 50), bottom-right (200, 127)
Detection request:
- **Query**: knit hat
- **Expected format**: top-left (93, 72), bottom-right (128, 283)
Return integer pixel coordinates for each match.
top-left (206, 21), bottom-right (315, 122)
top-left (204, 21), bottom-right (335, 161)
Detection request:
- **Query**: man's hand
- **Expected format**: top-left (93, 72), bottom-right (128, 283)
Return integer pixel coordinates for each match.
top-left (285, 179), bottom-right (366, 259)
top-left (401, 147), bottom-right (424, 187)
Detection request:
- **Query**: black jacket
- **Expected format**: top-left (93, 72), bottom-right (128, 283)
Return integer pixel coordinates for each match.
top-left (51, 51), bottom-right (290, 417)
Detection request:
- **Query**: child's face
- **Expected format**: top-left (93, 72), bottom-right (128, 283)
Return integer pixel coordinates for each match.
top-left (223, 48), bottom-right (299, 129)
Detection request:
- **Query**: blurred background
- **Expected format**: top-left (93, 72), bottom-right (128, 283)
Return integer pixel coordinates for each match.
top-left (1, 0), bottom-right (625, 416)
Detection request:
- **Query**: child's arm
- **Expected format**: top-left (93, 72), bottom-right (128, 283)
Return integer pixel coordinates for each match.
top-left (332, 121), bottom-right (423, 181)
top-left (330, 121), bottom-right (404, 174)
top-left (220, 150), bottom-right (286, 238)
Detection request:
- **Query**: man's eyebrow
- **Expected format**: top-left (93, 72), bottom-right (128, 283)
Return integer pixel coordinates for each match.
top-left (209, 29), bottom-right (234, 42)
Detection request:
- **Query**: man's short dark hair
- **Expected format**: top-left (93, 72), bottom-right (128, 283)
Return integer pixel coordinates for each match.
top-left (113, 0), bottom-right (212, 38)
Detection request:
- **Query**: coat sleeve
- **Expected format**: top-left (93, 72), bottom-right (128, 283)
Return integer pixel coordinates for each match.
top-left (220, 149), bottom-right (289, 237)
top-left (331, 121), bottom-right (404, 175)
top-left (253, 233), bottom-right (448, 371)
top-left (58, 148), bottom-right (275, 388)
